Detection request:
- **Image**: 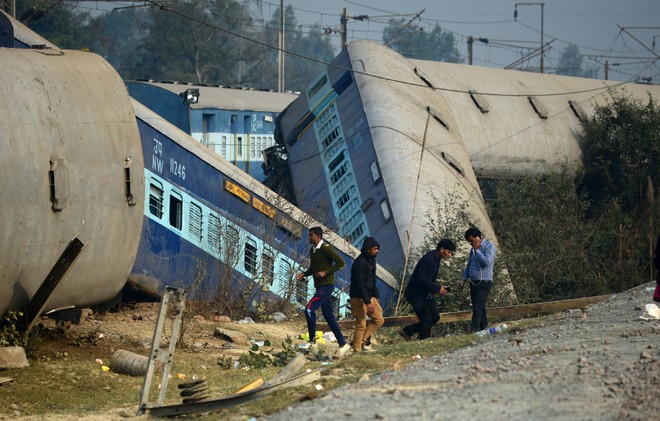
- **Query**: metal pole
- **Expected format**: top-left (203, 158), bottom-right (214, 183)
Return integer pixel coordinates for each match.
top-left (340, 8), bottom-right (347, 50)
top-left (467, 36), bottom-right (473, 65)
top-left (540, 3), bottom-right (544, 73)
top-left (278, 0), bottom-right (284, 92)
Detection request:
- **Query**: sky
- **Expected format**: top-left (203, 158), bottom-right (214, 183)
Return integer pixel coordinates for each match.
top-left (78, 0), bottom-right (660, 83)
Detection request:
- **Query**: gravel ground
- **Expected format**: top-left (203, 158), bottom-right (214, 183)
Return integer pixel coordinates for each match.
top-left (266, 282), bottom-right (660, 421)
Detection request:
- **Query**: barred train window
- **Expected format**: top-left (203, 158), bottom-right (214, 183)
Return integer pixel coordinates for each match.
top-left (149, 180), bottom-right (164, 218)
top-left (244, 238), bottom-right (258, 275)
top-left (188, 202), bottom-right (203, 241)
top-left (279, 258), bottom-right (291, 288)
top-left (169, 191), bottom-right (183, 230)
top-left (208, 214), bottom-right (221, 254)
top-left (225, 226), bottom-right (240, 261)
top-left (261, 252), bottom-right (275, 285)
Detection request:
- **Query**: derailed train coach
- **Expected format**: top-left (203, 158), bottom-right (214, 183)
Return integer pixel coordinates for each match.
top-left (0, 11), bottom-right (398, 318)
top-left (0, 11), bottom-right (144, 316)
top-left (276, 40), bottom-right (660, 278)
top-left (130, 99), bottom-right (398, 315)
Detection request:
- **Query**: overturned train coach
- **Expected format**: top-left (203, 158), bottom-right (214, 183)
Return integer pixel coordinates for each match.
top-left (276, 40), bottom-right (660, 276)
top-left (0, 11), bottom-right (398, 319)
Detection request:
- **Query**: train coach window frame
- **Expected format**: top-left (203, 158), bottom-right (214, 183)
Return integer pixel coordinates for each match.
top-left (169, 191), bottom-right (183, 230)
top-left (208, 213), bottom-right (221, 254)
top-left (261, 251), bottom-right (275, 286)
top-left (244, 238), bottom-right (258, 275)
top-left (149, 179), bottom-right (164, 219)
top-left (188, 201), bottom-right (203, 242)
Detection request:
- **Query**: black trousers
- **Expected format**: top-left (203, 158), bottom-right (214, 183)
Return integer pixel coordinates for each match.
top-left (403, 298), bottom-right (439, 340)
top-left (469, 281), bottom-right (492, 331)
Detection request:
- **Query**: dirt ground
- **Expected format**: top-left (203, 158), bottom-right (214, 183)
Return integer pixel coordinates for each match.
top-left (266, 282), bottom-right (660, 421)
top-left (3, 282), bottom-right (659, 420)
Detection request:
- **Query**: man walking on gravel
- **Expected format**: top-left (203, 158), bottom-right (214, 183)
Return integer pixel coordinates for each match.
top-left (296, 226), bottom-right (351, 358)
top-left (349, 236), bottom-right (384, 352)
top-left (400, 239), bottom-right (456, 341)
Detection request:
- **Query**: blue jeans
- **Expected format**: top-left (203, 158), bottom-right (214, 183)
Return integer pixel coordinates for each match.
top-left (305, 284), bottom-right (347, 346)
top-left (469, 281), bottom-right (492, 331)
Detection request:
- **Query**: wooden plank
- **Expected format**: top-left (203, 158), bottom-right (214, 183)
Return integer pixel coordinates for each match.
top-left (318, 294), bottom-right (613, 331)
top-left (233, 378), bottom-right (264, 394)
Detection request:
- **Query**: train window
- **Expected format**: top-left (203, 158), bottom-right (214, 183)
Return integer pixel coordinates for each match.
top-left (370, 161), bottom-right (380, 183)
top-left (328, 151), bottom-right (345, 172)
top-left (244, 238), bottom-right (258, 275)
top-left (149, 180), bottom-right (164, 218)
top-left (278, 258), bottom-right (292, 290)
top-left (380, 200), bottom-right (391, 222)
top-left (169, 192), bottom-right (183, 230)
top-left (225, 226), bottom-right (240, 262)
top-left (208, 214), bottom-right (221, 254)
top-left (261, 252), bottom-right (275, 285)
top-left (250, 137), bottom-right (256, 159)
top-left (296, 276), bottom-right (308, 305)
top-left (237, 136), bottom-right (243, 158)
top-left (188, 202), bottom-right (203, 241)
top-left (308, 75), bottom-right (328, 99)
top-left (221, 136), bottom-right (227, 157)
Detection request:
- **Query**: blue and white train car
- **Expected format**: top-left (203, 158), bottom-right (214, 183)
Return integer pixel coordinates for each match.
top-left (126, 81), bottom-right (298, 183)
top-left (277, 40), bottom-right (660, 277)
top-left (130, 99), bottom-right (398, 315)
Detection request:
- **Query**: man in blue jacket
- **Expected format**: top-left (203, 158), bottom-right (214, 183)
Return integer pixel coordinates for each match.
top-left (459, 227), bottom-right (497, 332)
top-left (400, 239), bottom-right (456, 341)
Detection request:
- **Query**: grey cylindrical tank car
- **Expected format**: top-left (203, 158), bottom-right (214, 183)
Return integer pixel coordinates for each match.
top-left (0, 48), bottom-right (144, 315)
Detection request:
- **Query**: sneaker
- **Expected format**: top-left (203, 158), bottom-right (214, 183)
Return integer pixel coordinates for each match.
top-left (398, 329), bottom-right (412, 342)
top-left (334, 343), bottom-right (351, 359)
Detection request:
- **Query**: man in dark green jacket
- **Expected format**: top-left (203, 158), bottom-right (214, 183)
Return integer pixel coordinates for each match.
top-left (296, 226), bottom-right (351, 358)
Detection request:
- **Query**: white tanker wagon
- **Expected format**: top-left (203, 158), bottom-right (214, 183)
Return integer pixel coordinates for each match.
top-left (0, 12), bottom-right (145, 321)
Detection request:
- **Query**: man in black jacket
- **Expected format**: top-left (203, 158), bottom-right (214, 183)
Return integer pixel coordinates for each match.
top-left (400, 239), bottom-right (456, 341)
top-left (349, 237), bottom-right (384, 352)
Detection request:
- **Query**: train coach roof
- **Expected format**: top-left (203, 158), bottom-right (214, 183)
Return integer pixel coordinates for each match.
top-left (127, 80), bottom-right (298, 112)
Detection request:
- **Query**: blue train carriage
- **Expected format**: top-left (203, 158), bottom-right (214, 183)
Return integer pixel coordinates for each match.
top-left (125, 80), bottom-right (298, 183)
top-left (130, 100), bottom-right (398, 316)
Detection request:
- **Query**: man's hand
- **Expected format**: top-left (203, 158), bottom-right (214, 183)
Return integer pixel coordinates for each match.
top-left (468, 236), bottom-right (482, 250)
top-left (296, 273), bottom-right (304, 281)
top-left (439, 286), bottom-right (450, 295)
top-left (313, 270), bottom-right (327, 279)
